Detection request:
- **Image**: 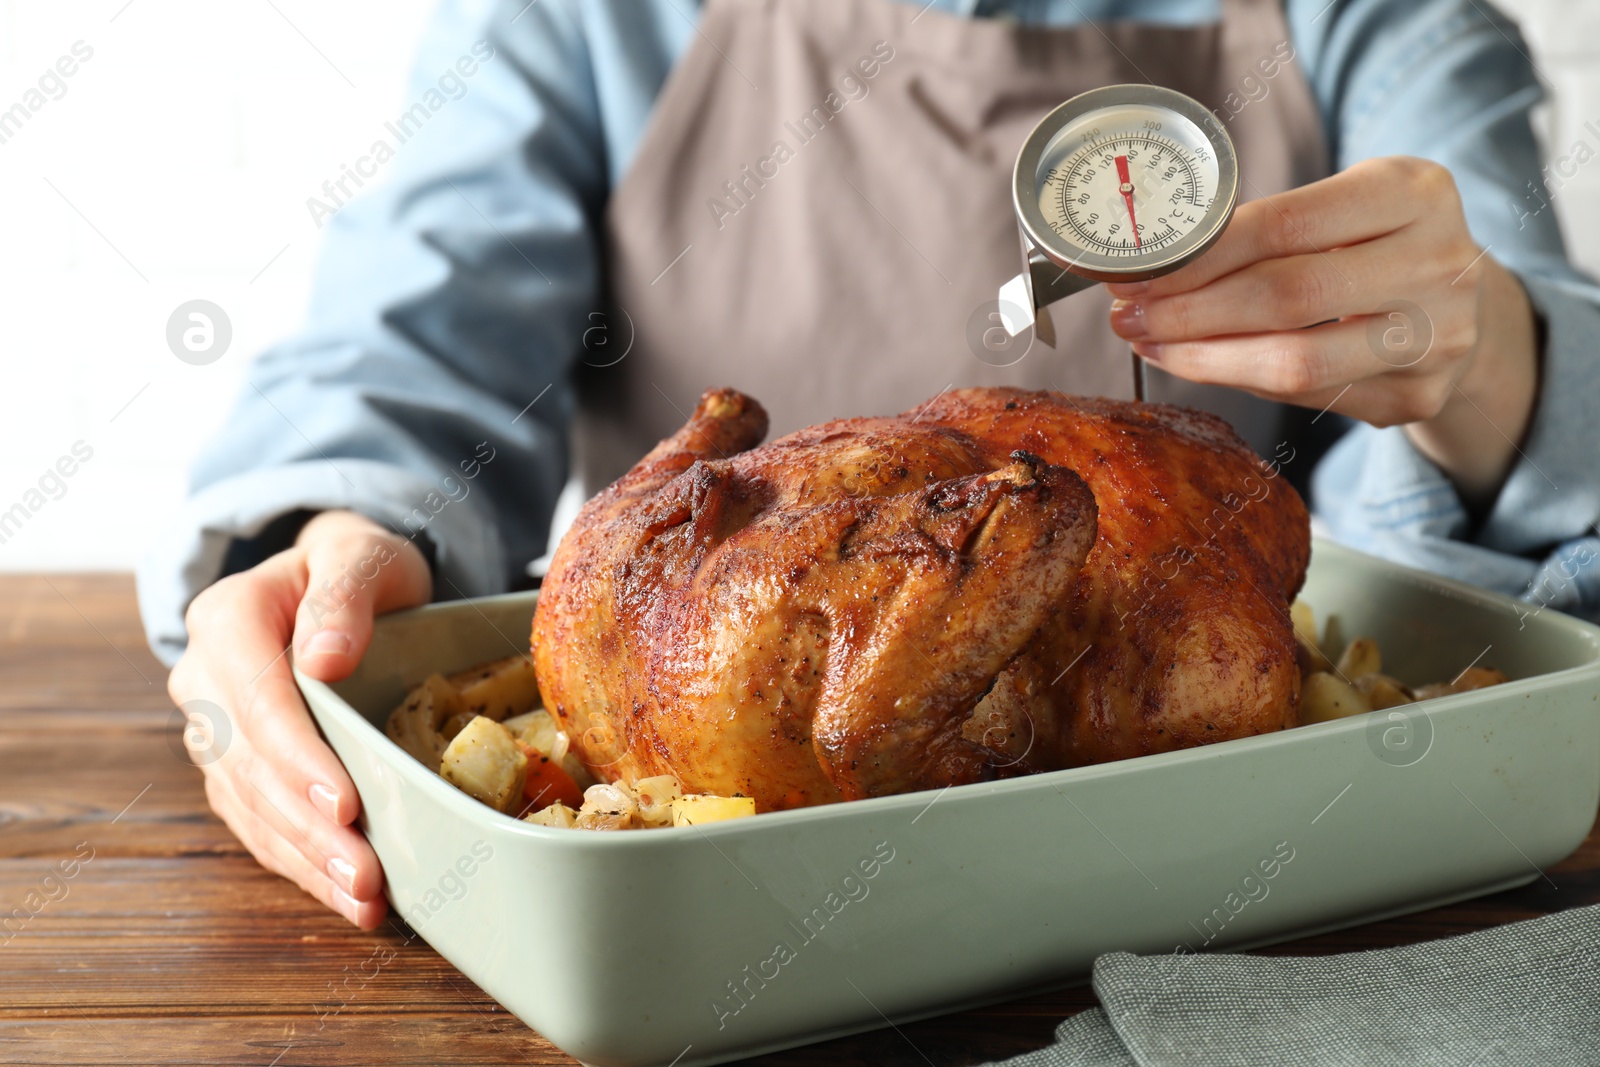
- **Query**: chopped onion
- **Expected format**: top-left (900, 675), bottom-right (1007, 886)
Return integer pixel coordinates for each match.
top-left (634, 775), bottom-right (683, 826)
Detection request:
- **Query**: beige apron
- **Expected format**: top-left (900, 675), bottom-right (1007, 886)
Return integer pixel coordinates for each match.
top-left (577, 0), bottom-right (1331, 494)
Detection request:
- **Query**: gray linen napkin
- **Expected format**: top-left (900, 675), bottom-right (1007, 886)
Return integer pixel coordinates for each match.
top-left (987, 904), bottom-right (1600, 1067)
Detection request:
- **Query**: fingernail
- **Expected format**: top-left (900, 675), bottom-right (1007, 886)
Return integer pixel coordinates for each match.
top-left (309, 782), bottom-right (340, 820)
top-left (1107, 280), bottom-right (1150, 298)
top-left (332, 884), bottom-right (362, 924)
top-left (1133, 342), bottom-right (1163, 365)
top-left (327, 855), bottom-right (357, 894)
top-left (301, 630), bottom-right (351, 659)
top-left (1110, 300), bottom-right (1147, 339)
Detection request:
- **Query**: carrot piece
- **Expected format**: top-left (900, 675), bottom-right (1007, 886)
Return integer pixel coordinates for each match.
top-left (519, 746), bottom-right (586, 811)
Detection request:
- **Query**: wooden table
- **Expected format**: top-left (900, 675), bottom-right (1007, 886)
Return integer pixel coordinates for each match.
top-left (2, 573), bottom-right (1595, 1066)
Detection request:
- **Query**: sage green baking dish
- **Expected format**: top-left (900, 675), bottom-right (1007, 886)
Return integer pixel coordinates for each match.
top-left (296, 538), bottom-right (1600, 1067)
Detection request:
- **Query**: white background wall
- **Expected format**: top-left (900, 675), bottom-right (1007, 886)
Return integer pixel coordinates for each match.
top-left (0, 0), bottom-right (439, 569)
top-left (0, 0), bottom-right (1593, 570)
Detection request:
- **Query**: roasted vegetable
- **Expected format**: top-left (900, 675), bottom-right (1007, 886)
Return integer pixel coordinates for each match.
top-left (524, 802), bottom-right (577, 829)
top-left (575, 783), bottom-right (641, 831)
top-left (1289, 600), bottom-right (1318, 647)
top-left (1336, 637), bottom-right (1382, 679)
top-left (440, 716), bottom-right (528, 814)
top-left (447, 655), bottom-right (542, 722)
top-left (1300, 671), bottom-right (1372, 724)
top-left (1414, 667), bottom-right (1509, 701)
top-left (1353, 672), bottom-right (1414, 710)
top-left (634, 775), bottom-right (683, 827)
top-left (520, 750), bottom-right (586, 812)
top-left (671, 794), bottom-right (756, 826)
top-left (385, 674), bottom-right (461, 768)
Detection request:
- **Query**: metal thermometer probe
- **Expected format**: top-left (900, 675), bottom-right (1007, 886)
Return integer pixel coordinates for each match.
top-left (999, 84), bottom-right (1239, 402)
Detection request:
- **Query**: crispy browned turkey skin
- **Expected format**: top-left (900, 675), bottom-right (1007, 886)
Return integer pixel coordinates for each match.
top-left (532, 387), bottom-right (1308, 810)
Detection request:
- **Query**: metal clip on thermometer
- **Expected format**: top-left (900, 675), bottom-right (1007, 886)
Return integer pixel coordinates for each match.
top-left (999, 84), bottom-right (1239, 401)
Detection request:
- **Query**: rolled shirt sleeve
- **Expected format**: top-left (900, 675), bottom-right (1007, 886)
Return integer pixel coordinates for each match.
top-left (138, 460), bottom-right (509, 665)
top-left (1313, 274), bottom-right (1600, 622)
top-left (1295, 0), bottom-right (1600, 621)
top-left (136, 0), bottom-right (691, 665)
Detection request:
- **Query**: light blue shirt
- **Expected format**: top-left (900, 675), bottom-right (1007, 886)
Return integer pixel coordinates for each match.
top-left (136, 0), bottom-right (1600, 664)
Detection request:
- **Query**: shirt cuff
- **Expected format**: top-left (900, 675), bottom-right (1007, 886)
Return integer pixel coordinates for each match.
top-left (1472, 272), bottom-right (1600, 557)
top-left (1310, 271), bottom-right (1600, 603)
top-left (1311, 423), bottom-right (1543, 597)
top-left (135, 458), bottom-right (507, 666)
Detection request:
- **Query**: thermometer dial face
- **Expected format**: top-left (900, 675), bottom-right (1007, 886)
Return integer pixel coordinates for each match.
top-left (1013, 86), bottom-right (1238, 282)
top-left (1040, 106), bottom-right (1219, 258)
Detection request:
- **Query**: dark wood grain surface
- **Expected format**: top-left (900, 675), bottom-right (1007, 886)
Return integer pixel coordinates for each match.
top-left (2, 573), bottom-right (1595, 1066)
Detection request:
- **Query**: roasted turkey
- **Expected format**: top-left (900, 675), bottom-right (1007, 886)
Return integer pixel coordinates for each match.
top-left (531, 387), bottom-right (1309, 810)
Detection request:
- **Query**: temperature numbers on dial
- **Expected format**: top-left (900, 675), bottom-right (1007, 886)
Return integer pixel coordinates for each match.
top-left (1044, 132), bottom-right (1216, 257)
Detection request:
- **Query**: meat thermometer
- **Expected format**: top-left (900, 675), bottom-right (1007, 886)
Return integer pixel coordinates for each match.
top-left (998, 84), bottom-right (1239, 401)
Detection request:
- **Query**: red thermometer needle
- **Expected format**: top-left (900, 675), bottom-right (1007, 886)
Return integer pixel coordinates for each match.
top-left (1115, 154), bottom-right (1141, 249)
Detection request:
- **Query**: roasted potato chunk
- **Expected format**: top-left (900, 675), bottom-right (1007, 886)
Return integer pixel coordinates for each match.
top-left (1295, 633), bottom-right (1332, 676)
top-left (524, 802), bottom-right (577, 829)
top-left (440, 715), bottom-right (529, 814)
top-left (1336, 637), bottom-right (1381, 679)
top-left (1289, 600), bottom-right (1317, 647)
top-left (1353, 672), bottom-right (1413, 710)
top-left (1414, 667), bottom-right (1510, 701)
top-left (1301, 671), bottom-right (1372, 724)
top-left (671, 795), bottom-right (756, 826)
top-left (447, 655), bottom-right (542, 722)
top-left (384, 674), bottom-right (461, 768)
